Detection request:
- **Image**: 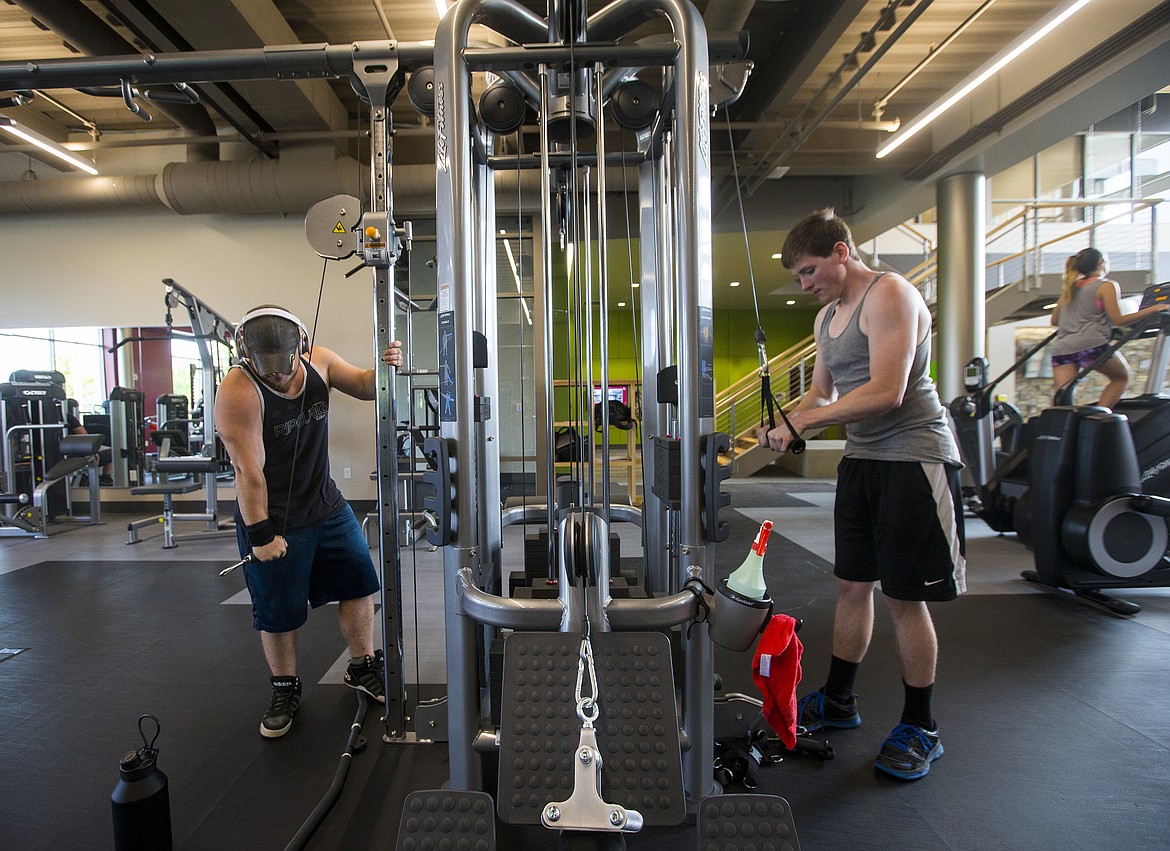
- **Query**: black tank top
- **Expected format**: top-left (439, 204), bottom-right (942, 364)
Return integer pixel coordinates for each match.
top-left (232, 357), bottom-right (345, 533)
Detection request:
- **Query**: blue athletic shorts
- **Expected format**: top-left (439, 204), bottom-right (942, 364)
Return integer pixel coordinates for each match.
top-left (236, 505), bottom-right (381, 633)
top-left (833, 457), bottom-right (966, 601)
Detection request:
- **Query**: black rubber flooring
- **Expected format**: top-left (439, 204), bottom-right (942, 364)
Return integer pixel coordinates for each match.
top-left (2, 504), bottom-right (1170, 850)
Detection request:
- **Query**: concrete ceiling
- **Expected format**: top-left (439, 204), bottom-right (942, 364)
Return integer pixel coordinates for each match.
top-left (1, 0), bottom-right (1168, 310)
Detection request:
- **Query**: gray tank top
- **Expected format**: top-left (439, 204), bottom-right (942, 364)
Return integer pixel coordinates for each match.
top-left (817, 274), bottom-right (961, 464)
top-left (1050, 279), bottom-right (1113, 357)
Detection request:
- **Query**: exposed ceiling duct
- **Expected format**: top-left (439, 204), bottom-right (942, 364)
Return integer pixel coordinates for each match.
top-left (0, 156), bottom-right (570, 217)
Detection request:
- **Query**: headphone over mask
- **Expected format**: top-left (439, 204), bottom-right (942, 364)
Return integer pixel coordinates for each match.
top-left (235, 307), bottom-right (310, 377)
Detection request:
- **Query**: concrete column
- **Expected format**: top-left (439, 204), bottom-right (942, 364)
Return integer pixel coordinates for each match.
top-left (936, 172), bottom-right (986, 403)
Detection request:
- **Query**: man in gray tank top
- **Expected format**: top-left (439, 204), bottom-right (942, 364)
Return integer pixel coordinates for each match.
top-left (756, 209), bottom-right (965, 781)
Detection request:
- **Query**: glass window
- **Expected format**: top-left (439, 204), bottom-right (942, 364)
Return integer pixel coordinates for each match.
top-left (0, 327), bottom-right (106, 412)
top-left (0, 328), bottom-right (53, 379)
top-left (1037, 137), bottom-right (1082, 202)
top-left (1136, 133), bottom-right (1170, 197)
top-left (1085, 133), bottom-right (1132, 199)
top-left (170, 337), bottom-right (201, 410)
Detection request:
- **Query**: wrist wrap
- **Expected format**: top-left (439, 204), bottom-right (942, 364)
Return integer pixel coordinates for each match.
top-left (246, 519), bottom-right (276, 548)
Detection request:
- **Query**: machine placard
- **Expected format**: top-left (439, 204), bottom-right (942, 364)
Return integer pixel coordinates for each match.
top-left (438, 311), bottom-right (457, 423)
top-left (698, 306), bottom-right (715, 419)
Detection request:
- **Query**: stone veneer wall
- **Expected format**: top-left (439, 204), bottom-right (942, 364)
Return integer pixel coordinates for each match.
top-left (1011, 327), bottom-right (1160, 419)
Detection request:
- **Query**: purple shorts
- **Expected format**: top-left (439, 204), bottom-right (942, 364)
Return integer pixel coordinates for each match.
top-left (1052, 344), bottom-right (1109, 369)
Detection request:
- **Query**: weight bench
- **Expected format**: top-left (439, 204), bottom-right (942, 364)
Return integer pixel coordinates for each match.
top-left (127, 455), bottom-right (233, 548)
top-left (0, 433), bottom-right (105, 539)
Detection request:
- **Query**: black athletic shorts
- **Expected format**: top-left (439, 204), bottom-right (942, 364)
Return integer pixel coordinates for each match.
top-left (834, 457), bottom-right (966, 601)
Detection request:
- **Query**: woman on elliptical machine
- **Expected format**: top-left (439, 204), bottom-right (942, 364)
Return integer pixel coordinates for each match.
top-left (1050, 247), bottom-right (1168, 409)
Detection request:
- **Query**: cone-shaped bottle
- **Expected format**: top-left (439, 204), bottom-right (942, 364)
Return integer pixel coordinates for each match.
top-left (726, 520), bottom-right (772, 600)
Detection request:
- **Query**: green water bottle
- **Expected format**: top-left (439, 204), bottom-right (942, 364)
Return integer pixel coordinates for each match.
top-left (726, 520), bottom-right (772, 600)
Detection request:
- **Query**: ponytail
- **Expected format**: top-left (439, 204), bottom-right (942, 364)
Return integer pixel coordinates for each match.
top-left (1060, 247), bottom-right (1107, 304)
top-left (1060, 255), bottom-right (1080, 304)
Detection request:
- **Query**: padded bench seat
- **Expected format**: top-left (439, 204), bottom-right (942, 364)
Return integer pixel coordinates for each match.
top-left (127, 455), bottom-right (226, 548)
top-left (129, 481), bottom-right (203, 498)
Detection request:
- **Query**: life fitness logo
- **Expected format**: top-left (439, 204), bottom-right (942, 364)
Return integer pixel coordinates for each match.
top-left (1143, 458), bottom-right (1170, 483)
top-left (696, 70), bottom-right (709, 164)
top-left (20, 389), bottom-right (49, 397)
top-left (435, 80), bottom-right (448, 174)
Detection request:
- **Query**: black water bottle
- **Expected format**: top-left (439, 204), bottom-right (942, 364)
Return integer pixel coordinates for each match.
top-left (111, 714), bottom-right (172, 850)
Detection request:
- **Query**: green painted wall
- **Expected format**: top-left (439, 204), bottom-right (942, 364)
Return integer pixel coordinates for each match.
top-left (549, 306), bottom-right (819, 419)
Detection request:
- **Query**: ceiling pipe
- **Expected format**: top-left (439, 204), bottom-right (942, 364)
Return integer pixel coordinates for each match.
top-left (0, 159), bottom-right (560, 217)
top-left (11, 0), bottom-right (219, 162)
top-left (872, 0), bottom-right (1001, 118)
top-left (740, 0), bottom-right (934, 195)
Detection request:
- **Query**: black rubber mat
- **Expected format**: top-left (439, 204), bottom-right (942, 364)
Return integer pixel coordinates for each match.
top-left (6, 508), bottom-right (1170, 851)
top-left (498, 631), bottom-right (684, 827)
top-left (396, 790), bottom-right (495, 850)
top-left (697, 794), bottom-right (800, 851)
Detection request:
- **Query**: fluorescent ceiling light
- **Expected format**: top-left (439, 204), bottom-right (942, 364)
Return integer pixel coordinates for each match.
top-left (876, 0), bottom-right (1095, 159)
top-left (0, 116), bottom-right (98, 175)
top-left (435, 0), bottom-right (448, 17)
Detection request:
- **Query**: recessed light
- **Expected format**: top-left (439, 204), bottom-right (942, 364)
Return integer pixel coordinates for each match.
top-left (730, 281), bottom-right (740, 287)
top-left (772, 253), bottom-right (783, 260)
top-left (1043, 302), bottom-right (1057, 310)
top-left (786, 300), bottom-right (796, 305)
top-left (617, 301), bottom-right (626, 307)
top-left (632, 282), bottom-right (639, 289)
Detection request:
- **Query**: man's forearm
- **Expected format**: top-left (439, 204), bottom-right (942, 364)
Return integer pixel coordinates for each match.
top-left (234, 467), bottom-right (271, 526)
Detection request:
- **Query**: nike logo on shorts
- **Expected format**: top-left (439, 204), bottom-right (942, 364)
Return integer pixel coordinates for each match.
top-left (924, 578), bottom-right (947, 586)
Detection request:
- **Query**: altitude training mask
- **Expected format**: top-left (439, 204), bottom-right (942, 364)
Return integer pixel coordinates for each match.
top-left (239, 311), bottom-right (304, 377)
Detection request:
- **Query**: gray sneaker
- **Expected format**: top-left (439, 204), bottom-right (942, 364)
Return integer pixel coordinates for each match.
top-left (875, 723), bottom-right (943, 780)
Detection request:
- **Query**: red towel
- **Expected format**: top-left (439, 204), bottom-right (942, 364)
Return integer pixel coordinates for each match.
top-left (751, 614), bottom-right (803, 750)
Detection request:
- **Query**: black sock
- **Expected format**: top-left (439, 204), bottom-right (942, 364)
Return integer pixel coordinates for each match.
top-left (901, 682), bottom-right (935, 730)
top-left (824, 656), bottom-right (860, 703)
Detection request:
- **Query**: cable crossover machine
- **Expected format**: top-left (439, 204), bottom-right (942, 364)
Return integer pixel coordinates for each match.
top-left (0, 1), bottom-right (806, 846)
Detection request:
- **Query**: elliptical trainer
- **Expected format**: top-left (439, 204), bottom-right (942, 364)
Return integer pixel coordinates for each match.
top-left (951, 282), bottom-right (1170, 614)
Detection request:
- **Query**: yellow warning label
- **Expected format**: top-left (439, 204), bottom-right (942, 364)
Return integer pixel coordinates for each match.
top-left (332, 221), bottom-right (346, 234)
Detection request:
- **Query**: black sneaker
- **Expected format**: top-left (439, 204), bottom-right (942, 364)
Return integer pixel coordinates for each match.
top-left (875, 723), bottom-right (943, 780)
top-left (344, 649), bottom-right (386, 703)
top-left (796, 688), bottom-right (861, 733)
top-left (261, 676), bottom-right (302, 739)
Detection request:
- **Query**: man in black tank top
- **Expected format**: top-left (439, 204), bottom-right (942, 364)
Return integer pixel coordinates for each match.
top-left (756, 210), bottom-right (965, 781)
top-left (215, 304), bottom-right (403, 739)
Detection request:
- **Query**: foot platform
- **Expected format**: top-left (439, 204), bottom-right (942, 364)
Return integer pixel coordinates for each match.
top-left (498, 631), bottom-right (684, 827)
top-left (697, 794), bottom-right (801, 851)
top-left (395, 790), bottom-right (495, 850)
